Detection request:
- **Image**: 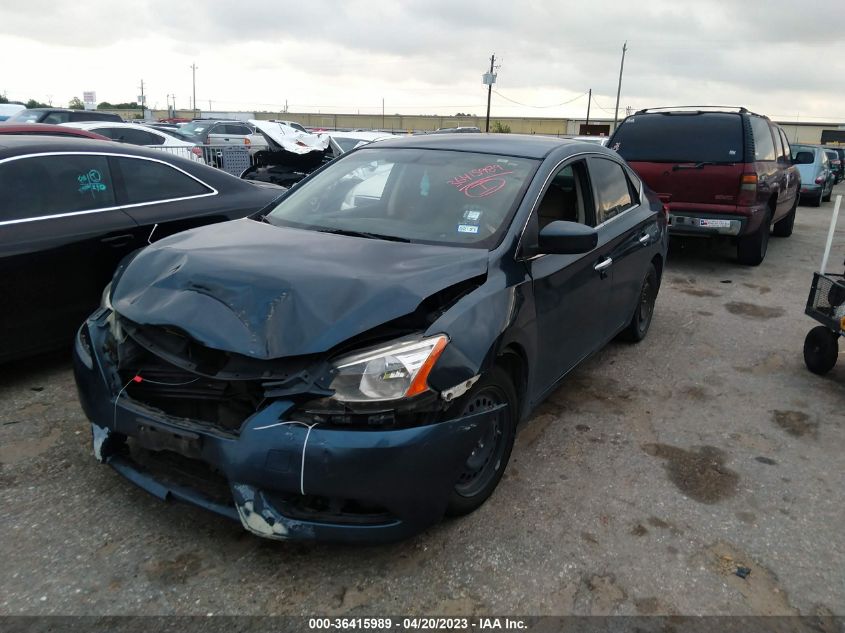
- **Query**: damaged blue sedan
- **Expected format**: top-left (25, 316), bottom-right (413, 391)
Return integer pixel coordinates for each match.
top-left (74, 134), bottom-right (667, 542)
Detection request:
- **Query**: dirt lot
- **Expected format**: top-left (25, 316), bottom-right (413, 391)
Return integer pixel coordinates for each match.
top-left (1, 186), bottom-right (844, 617)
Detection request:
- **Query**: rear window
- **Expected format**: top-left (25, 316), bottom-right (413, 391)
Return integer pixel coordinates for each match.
top-left (611, 112), bottom-right (743, 163)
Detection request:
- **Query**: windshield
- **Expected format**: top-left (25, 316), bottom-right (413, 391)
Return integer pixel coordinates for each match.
top-left (7, 110), bottom-right (42, 123)
top-left (265, 148), bottom-right (538, 248)
top-left (612, 112), bottom-right (743, 163)
top-left (178, 122), bottom-right (208, 138)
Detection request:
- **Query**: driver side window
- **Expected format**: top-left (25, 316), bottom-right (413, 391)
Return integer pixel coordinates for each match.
top-left (536, 160), bottom-right (592, 229)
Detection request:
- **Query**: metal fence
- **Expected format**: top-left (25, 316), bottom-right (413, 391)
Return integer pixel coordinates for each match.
top-left (150, 145), bottom-right (256, 177)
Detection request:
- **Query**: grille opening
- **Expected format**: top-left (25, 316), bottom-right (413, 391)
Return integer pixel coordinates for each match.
top-left (122, 348), bottom-right (264, 434)
top-left (127, 439), bottom-right (233, 507)
top-left (265, 491), bottom-right (395, 526)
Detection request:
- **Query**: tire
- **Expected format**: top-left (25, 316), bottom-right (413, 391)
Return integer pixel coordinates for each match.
top-left (772, 199), bottom-right (797, 237)
top-left (823, 186), bottom-right (832, 203)
top-left (445, 366), bottom-right (517, 517)
top-left (619, 263), bottom-right (659, 343)
top-left (803, 326), bottom-right (839, 375)
top-left (812, 193), bottom-right (822, 207)
top-left (736, 211), bottom-right (770, 266)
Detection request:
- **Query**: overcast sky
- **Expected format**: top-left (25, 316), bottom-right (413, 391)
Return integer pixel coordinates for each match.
top-left (2, 0), bottom-right (843, 122)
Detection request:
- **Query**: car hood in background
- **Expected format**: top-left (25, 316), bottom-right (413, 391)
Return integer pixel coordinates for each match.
top-left (248, 119), bottom-right (330, 155)
top-left (111, 219), bottom-right (489, 359)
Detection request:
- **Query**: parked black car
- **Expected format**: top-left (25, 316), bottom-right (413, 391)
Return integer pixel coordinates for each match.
top-left (74, 134), bottom-right (668, 542)
top-left (4, 108), bottom-right (123, 125)
top-left (0, 136), bottom-right (283, 362)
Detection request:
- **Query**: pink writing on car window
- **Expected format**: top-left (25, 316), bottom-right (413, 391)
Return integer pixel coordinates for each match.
top-left (448, 164), bottom-right (513, 198)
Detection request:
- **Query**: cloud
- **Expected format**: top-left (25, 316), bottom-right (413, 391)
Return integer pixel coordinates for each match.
top-left (1, 0), bottom-right (842, 120)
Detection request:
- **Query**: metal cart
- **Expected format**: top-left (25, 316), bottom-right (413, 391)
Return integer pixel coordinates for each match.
top-left (804, 194), bottom-right (844, 375)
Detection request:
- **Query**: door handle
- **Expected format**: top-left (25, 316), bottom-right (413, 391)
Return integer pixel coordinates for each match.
top-left (638, 233), bottom-right (650, 246)
top-left (100, 234), bottom-right (134, 247)
top-left (594, 257), bottom-right (613, 272)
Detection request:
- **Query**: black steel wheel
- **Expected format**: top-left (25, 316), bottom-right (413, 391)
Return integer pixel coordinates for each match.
top-left (445, 366), bottom-right (517, 517)
top-left (619, 264), bottom-right (659, 343)
top-left (803, 326), bottom-right (839, 375)
top-left (772, 199), bottom-right (797, 238)
top-left (737, 212), bottom-right (770, 266)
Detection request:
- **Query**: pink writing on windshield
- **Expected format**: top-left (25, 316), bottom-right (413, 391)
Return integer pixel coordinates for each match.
top-left (448, 164), bottom-right (513, 198)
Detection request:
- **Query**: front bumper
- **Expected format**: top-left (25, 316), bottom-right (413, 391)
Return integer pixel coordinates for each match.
top-left (73, 312), bottom-right (501, 543)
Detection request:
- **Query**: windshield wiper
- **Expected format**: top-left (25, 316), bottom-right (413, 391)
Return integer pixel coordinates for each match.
top-left (316, 228), bottom-right (410, 243)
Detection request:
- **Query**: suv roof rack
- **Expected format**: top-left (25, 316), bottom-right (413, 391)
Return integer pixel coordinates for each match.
top-left (634, 106), bottom-right (763, 117)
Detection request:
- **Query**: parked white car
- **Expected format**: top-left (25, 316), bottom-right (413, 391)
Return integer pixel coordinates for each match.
top-left (328, 131), bottom-right (400, 154)
top-left (0, 103), bottom-right (26, 121)
top-left (60, 121), bottom-right (206, 163)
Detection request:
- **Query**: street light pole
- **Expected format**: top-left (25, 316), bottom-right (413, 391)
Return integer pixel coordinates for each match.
top-left (586, 88), bottom-right (592, 128)
top-left (190, 63), bottom-right (198, 118)
top-left (612, 41), bottom-right (627, 131)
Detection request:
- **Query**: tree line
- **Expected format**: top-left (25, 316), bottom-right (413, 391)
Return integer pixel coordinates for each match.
top-left (1, 94), bottom-right (141, 110)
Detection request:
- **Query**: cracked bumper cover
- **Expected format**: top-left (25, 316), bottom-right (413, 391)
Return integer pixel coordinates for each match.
top-left (73, 314), bottom-right (502, 543)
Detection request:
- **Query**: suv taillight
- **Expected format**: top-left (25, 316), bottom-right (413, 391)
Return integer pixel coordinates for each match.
top-left (815, 175), bottom-right (826, 184)
top-left (738, 172), bottom-right (758, 206)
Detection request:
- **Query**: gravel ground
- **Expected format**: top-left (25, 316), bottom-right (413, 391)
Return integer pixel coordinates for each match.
top-left (1, 186), bottom-right (843, 617)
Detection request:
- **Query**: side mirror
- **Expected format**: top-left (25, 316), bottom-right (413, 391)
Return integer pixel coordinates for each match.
top-left (538, 220), bottom-right (598, 255)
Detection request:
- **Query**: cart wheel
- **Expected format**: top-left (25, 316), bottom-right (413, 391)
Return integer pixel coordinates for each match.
top-left (803, 326), bottom-right (839, 375)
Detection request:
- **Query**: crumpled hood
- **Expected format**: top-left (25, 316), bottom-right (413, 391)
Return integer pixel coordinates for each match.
top-left (112, 219), bottom-right (488, 359)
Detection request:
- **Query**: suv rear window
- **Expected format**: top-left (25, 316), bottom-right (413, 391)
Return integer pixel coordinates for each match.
top-left (611, 112), bottom-right (743, 163)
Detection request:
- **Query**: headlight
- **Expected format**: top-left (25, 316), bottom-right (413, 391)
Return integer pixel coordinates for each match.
top-left (330, 335), bottom-right (448, 402)
top-left (100, 282), bottom-right (113, 311)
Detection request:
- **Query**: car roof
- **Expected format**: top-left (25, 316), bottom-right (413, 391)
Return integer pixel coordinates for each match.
top-left (63, 121), bottom-right (154, 130)
top-left (0, 134), bottom-right (190, 162)
top-left (0, 124), bottom-right (110, 140)
top-left (370, 133), bottom-right (594, 159)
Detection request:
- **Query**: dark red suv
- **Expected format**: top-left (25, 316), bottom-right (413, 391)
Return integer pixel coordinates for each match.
top-left (609, 107), bottom-right (800, 265)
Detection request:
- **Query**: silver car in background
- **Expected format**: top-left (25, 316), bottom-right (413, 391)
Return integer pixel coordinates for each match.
top-left (792, 144), bottom-right (835, 206)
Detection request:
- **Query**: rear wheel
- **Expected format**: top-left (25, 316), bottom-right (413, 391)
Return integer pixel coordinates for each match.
top-left (619, 264), bottom-right (658, 342)
top-left (772, 200), bottom-right (797, 237)
top-left (823, 185), bottom-right (832, 202)
top-left (445, 366), bottom-right (517, 517)
top-left (811, 193), bottom-right (822, 207)
top-left (803, 326), bottom-right (839, 375)
top-left (736, 212), bottom-right (770, 266)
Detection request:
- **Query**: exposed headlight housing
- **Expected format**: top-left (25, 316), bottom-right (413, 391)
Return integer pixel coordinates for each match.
top-left (329, 335), bottom-right (448, 402)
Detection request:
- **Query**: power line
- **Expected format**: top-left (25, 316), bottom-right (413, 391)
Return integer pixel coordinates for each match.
top-left (492, 90), bottom-right (587, 109)
top-left (590, 94), bottom-right (614, 114)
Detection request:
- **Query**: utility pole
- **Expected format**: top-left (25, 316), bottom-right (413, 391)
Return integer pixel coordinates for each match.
top-left (484, 53), bottom-right (496, 133)
top-left (612, 41), bottom-right (627, 131)
top-left (382, 98), bottom-right (385, 130)
top-left (138, 79), bottom-right (146, 120)
top-left (586, 88), bottom-right (592, 128)
top-left (190, 63), bottom-right (198, 118)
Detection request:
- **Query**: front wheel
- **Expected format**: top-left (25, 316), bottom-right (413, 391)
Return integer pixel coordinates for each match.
top-left (803, 326), bottom-right (839, 375)
top-left (445, 366), bottom-right (517, 517)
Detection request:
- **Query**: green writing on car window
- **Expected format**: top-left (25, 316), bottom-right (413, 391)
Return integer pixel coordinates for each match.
top-left (78, 169), bottom-right (107, 197)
